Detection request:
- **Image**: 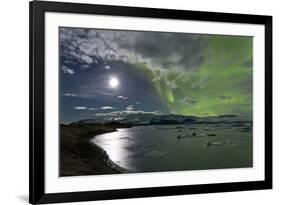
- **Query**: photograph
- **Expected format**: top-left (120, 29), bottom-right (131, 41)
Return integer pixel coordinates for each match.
top-left (59, 27), bottom-right (253, 177)
top-left (29, 1), bottom-right (272, 203)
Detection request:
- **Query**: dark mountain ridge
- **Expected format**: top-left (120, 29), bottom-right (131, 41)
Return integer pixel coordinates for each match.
top-left (71, 112), bottom-right (250, 126)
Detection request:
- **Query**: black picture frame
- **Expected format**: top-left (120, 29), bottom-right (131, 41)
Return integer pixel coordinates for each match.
top-left (29, 1), bottom-right (272, 204)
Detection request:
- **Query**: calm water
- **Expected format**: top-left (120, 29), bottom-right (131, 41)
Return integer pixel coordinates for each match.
top-left (91, 124), bottom-right (252, 173)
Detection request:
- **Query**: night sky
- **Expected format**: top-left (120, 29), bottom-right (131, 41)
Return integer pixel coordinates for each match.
top-left (59, 27), bottom-right (253, 123)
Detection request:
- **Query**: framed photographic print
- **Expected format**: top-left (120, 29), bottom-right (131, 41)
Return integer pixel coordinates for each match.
top-left (29, 0), bottom-right (272, 204)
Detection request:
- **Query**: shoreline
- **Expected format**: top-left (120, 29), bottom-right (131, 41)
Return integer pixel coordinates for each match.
top-left (60, 121), bottom-right (252, 176)
top-left (60, 123), bottom-right (131, 177)
top-left (91, 135), bottom-right (130, 174)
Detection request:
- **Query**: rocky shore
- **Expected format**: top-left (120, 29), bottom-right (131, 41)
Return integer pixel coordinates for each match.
top-left (60, 123), bottom-right (131, 176)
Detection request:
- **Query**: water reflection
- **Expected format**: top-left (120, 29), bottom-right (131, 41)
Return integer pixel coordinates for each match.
top-left (91, 125), bottom-right (252, 173)
top-left (92, 128), bottom-right (135, 170)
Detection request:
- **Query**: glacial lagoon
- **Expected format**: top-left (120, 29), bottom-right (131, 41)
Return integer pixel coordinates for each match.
top-left (92, 123), bottom-right (253, 173)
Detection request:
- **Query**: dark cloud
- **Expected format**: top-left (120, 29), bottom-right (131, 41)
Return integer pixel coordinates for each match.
top-left (59, 28), bottom-right (208, 73)
top-left (119, 32), bottom-right (207, 71)
top-left (219, 95), bottom-right (232, 100)
top-left (241, 58), bottom-right (253, 68)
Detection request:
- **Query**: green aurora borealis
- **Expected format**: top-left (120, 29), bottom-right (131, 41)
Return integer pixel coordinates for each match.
top-left (133, 35), bottom-right (253, 117)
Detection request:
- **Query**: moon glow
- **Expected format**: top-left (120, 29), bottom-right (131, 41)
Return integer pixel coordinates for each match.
top-left (109, 77), bottom-right (119, 88)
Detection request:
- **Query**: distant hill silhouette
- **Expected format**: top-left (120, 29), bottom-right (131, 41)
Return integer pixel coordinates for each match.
top-left (71, 112), bottom-right (249, 126)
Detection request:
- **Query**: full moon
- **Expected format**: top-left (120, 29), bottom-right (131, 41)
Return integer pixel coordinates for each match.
top-left (109, 77), bottom-right (119, 88)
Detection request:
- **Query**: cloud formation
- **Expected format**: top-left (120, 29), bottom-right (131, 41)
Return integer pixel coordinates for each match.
top-left (62, 93), bottom-right (76, 97)
top-left (59, 28), bottom-right (207, 74)
top-left (74, 106), bottom-right (114, 111)
top-left (61, 65), bottom-right (74, 75)
top-left (117, 95), bottom-right (128, 100)
top-left (101, 106), bottom-right (114, 110)
top-left (88, 107), bottom-right (98, 111)
top-left (74, 106), bottom-right (87, 110)
top-left (126, 105), bottom-right (134, 111)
